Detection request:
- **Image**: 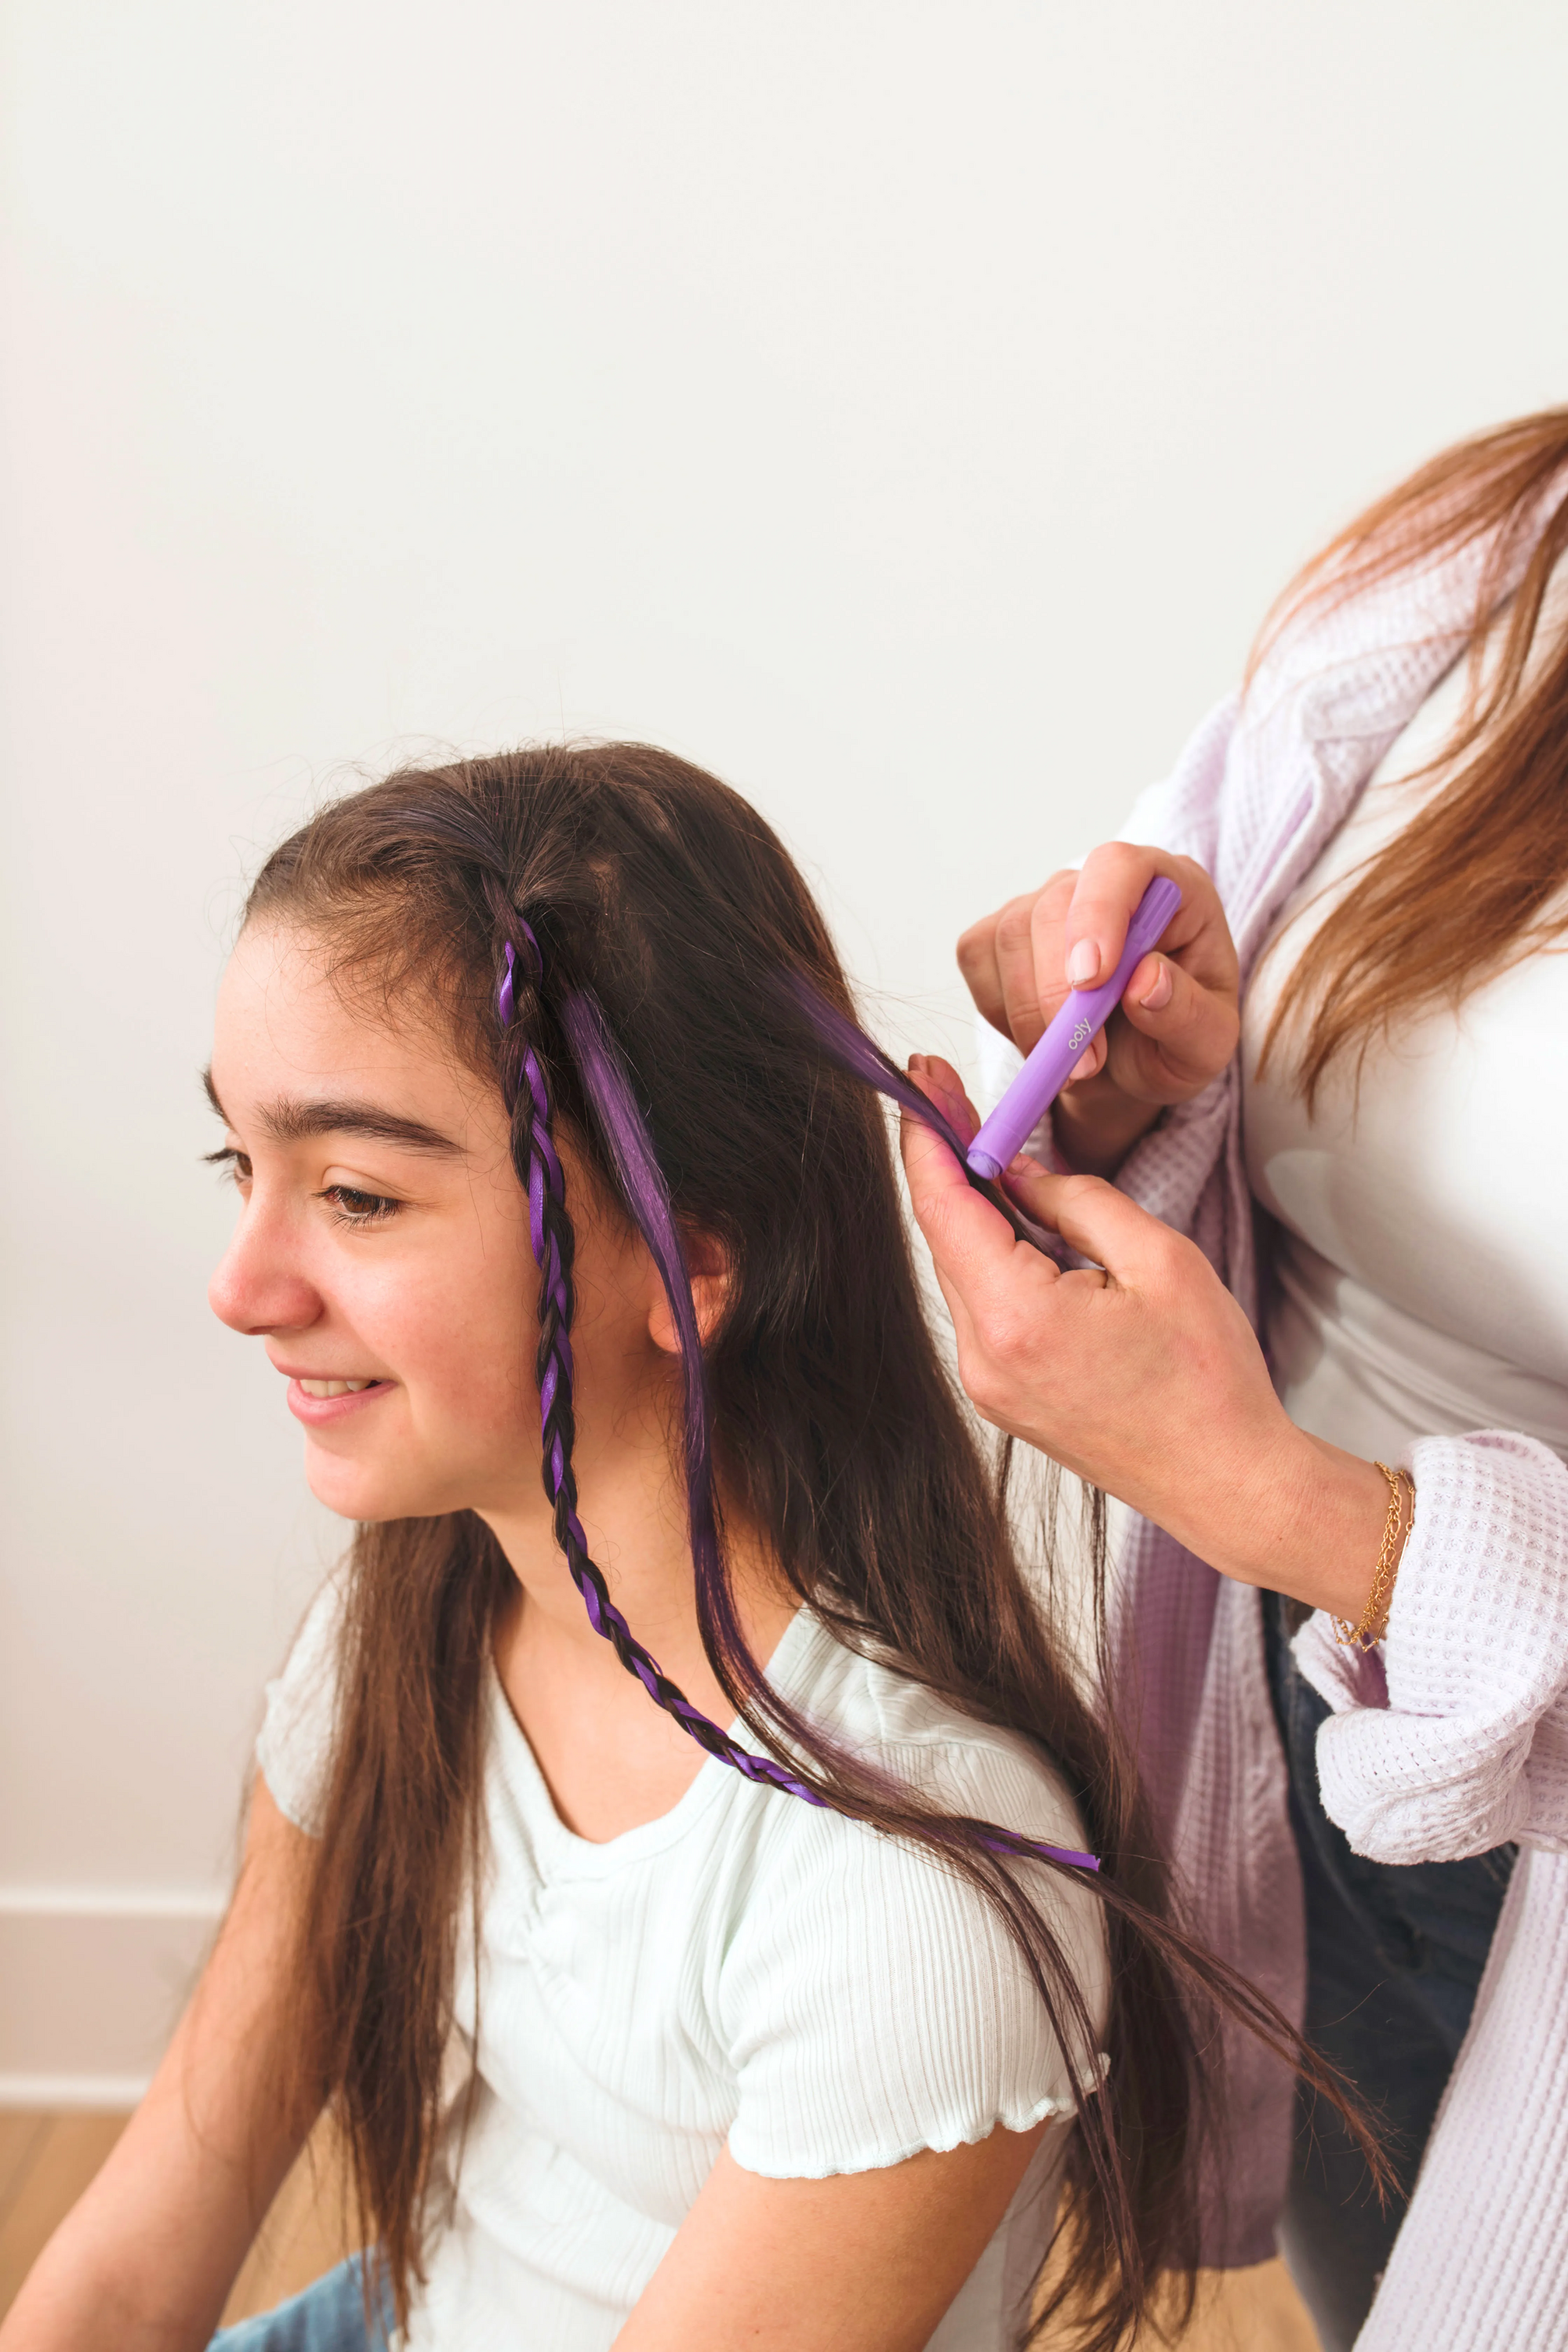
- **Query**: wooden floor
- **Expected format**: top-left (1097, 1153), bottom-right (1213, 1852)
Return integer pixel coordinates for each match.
top-left (0, 2110), bottom-right (1320, 2346)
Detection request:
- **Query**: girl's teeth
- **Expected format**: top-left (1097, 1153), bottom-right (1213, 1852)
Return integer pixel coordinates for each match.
top-left (299, 1377), bottom-right (376, 1399)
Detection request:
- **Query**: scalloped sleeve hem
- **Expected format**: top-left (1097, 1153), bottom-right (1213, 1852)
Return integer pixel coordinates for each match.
top-left (728, 2061), bottom-right (1104, 2183)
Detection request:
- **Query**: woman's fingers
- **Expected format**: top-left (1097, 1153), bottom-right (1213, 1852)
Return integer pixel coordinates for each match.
top-left (993, 891), bottom-right (1055, 1056)
top-left (902, 1057), bottom-right (1167, 1301)
top-left (1062, 843), bottom-right (1160, 989)
top-left (953, 908), bottom-right (1009, 1041)
top-left (1098, 948), bottom-right (1242, 1098)
top-left (956, 849), bottom-right (1240, 1138)
top-left (1064, 844), bottom-right (1232, 996)
top-left (997, 1153), bottom-right (1174, 1283)
top-left (900, 1063), bottom-right (1060, 1295)
top-left (957, 873), bottom-right (1076, 1056)
top-left (906, 1053), bottom-right (980, 1144)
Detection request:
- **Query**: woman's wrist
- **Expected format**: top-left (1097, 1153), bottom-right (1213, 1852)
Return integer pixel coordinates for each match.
top-left (1194, 1432), bottom-right (1407, 1626)
top-left (1051, 1081), bottom-right (1164, 1179)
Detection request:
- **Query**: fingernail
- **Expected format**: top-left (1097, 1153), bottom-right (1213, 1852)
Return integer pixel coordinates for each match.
top-left (1069, 1047), bottom-right (1097, 1083)
top-left (1006, 1152), bottom-right (1040, 1179)
top-left (1066, 939), bottom-right (1099, 989)
top-left (909, 1054), bottom-right (926, 1074)
top-left (1138, 956), bottom-right (1174, 1011)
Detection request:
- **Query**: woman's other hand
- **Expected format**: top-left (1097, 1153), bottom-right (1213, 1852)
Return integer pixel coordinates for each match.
top-left (956, 846), bottom-right (1240, 1177)
top-left (901, 1058), bottom-right (1392, 1624)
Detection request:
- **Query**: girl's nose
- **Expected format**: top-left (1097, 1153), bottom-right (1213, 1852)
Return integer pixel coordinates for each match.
top-left (208, 1201), bottom-right (322, 1337)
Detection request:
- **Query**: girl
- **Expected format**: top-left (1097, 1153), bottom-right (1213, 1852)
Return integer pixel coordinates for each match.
top-left (1, 746), bottom-right (1335, 2352)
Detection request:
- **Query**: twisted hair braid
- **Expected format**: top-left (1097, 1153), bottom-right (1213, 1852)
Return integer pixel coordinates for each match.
top-left (492, 913), bottom-right (1099, 1868)
top-left (495, 925), bottom-right (829, 1808)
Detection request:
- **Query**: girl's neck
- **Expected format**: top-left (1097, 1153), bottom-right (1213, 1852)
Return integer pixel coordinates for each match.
top-left (481, 1452), bottom-right (799, 1844)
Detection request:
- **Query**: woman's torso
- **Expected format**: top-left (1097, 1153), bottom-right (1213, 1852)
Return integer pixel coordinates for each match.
top-left (1240, 579), bottom-right (1568, 1467)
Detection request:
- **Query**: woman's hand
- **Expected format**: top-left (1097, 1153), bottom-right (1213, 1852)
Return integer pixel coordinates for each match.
top-left (902, 1058), bottom-right (1392, 1624)
top-left (956, 845), bottom-right (1241, 1178)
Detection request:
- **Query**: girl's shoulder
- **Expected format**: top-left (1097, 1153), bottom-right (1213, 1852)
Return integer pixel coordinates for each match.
top-left (743, 1610), bottom-right (1109, 2008)
top-left (718, 1612), bottom-right (1110, 2182)
top-left (254, 1580), bottom-right (1098, 1916)
top-left (256, 1571), bottom-right (349, 1835)
top-left (775, 1609), bottom-right (1092, 1851)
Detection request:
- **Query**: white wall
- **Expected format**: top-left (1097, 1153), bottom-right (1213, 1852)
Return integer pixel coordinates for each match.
top-left (3, 0), bottom-right (1567, 2096)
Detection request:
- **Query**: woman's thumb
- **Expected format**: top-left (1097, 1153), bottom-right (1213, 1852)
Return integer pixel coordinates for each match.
top-left (1000, 1155), bottom-right (1172, 1279)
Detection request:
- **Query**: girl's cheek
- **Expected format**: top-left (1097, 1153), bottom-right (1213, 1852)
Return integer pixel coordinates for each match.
top-left (416, 1307), bottom-right (534, 1433)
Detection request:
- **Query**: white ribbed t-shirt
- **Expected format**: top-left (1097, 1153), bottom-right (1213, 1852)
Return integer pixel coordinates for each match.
top-left (257, 1583), bottom-right (1109, 2351)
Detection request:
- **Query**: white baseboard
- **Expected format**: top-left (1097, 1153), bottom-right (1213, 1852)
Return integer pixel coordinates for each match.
top-left (0, 1892), bottom-right (225, 2109)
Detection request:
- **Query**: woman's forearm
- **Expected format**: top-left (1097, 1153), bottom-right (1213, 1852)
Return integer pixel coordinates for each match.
top-left (1149, 1428), bottom-right (1404, 1626)
top-left (901, 1075), bottom-right (1410, 1624)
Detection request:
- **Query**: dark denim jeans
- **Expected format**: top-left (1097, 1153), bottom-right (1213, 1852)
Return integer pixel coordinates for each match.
top-left (209, 2255), bottom-right (392, 2351)
top-left (1264, 1593), bottom-right (1515, 2351)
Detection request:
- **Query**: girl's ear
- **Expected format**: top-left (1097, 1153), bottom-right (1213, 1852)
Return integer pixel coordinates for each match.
top-left (648, 1228), bottom-right (731, 1354)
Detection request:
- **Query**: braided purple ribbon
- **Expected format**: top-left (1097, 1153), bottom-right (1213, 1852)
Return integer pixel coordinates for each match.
top-left (499, 931), bottom-right (823, 1807)
top-left (495, 927), bottom-right (1098, 1871)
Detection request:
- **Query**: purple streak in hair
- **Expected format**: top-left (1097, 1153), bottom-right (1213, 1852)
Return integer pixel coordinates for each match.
top-left (497, 942), bottom-right (823, 1809)
top-left (497, 935), bottom-right (1097, 1872)
top-left (778, 972), bottom-right (1062, 1258)
top-left (555, 991), bottom-right (735, 1642)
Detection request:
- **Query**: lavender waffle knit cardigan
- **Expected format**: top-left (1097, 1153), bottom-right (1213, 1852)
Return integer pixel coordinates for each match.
top-left (1080, 525), bottom-right (1568, 2347)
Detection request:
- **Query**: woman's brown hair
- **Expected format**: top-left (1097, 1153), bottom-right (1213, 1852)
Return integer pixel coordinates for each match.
top-left (242, 746), bottom-right (1370, 2347)
top-left (1255, 405), bottom-right (1568, 1105)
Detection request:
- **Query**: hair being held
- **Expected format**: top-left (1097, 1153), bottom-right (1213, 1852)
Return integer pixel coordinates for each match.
top-left (241, 744), bottom-right (1378, 2348)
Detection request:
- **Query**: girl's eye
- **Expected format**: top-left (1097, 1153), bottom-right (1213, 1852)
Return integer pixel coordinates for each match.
top-left (208, 1145), bottom-right (252, 1188)
top-left (320, 1183), bottom-right (400, 1227)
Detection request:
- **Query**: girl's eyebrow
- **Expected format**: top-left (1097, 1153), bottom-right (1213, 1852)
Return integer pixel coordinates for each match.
top-left (201, 1066), bottom-right (463, 1155)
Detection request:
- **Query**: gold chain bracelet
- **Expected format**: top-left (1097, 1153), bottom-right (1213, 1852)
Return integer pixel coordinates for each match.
top-left (1332, 1461), bottom-right (1414, 1652)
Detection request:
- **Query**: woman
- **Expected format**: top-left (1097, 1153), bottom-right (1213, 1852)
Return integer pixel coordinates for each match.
top-left (0, 747), bottom-right (1344, 2352)
top-left (907, 409), bottom-right (1568, 2350)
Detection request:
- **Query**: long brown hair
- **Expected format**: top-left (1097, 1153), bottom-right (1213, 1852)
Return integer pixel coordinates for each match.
top-left (1255, 406), bottom-right (1568, 1106)
top-left (242, 746), bottom-right (1367, 2347)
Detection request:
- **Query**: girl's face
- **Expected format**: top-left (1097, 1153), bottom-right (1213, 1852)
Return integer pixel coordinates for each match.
top-left (207, 920), bottom-right (670, 1528)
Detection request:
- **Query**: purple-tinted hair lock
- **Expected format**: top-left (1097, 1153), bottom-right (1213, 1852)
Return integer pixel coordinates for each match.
top-left (496, 927), bottom-right (1098, 1872)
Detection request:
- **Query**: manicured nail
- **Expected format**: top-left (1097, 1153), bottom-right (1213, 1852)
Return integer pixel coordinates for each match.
top-left (1066, 939), bottom-right (1099, 989)
top-left (1138, 956), bottom-right (1174, 1011)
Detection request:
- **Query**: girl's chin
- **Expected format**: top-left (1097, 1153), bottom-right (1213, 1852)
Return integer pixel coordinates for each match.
top-left (300, 1443), bottom-right (450, 1525)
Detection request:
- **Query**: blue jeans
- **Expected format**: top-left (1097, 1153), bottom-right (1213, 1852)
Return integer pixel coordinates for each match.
top-left (1264, 1593), bottom-right (1516, 2351)
top-left (209, 2255), bottom-right (393, 2350)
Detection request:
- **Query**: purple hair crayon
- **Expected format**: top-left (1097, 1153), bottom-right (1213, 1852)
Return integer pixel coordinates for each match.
top-left (966, 875), bottom-right (1183, 1181)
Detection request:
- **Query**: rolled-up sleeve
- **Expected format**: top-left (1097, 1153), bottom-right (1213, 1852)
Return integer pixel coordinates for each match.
top-left (1293, 1430), bottom-right (1568, 1863)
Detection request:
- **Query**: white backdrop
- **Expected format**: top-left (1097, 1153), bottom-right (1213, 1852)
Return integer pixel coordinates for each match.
top-left (4, 0), bottom-right (1567, 2095)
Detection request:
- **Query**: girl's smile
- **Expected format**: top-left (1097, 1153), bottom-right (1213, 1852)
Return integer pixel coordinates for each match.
top-left (279, 1370), bottom-right (397, 1425)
